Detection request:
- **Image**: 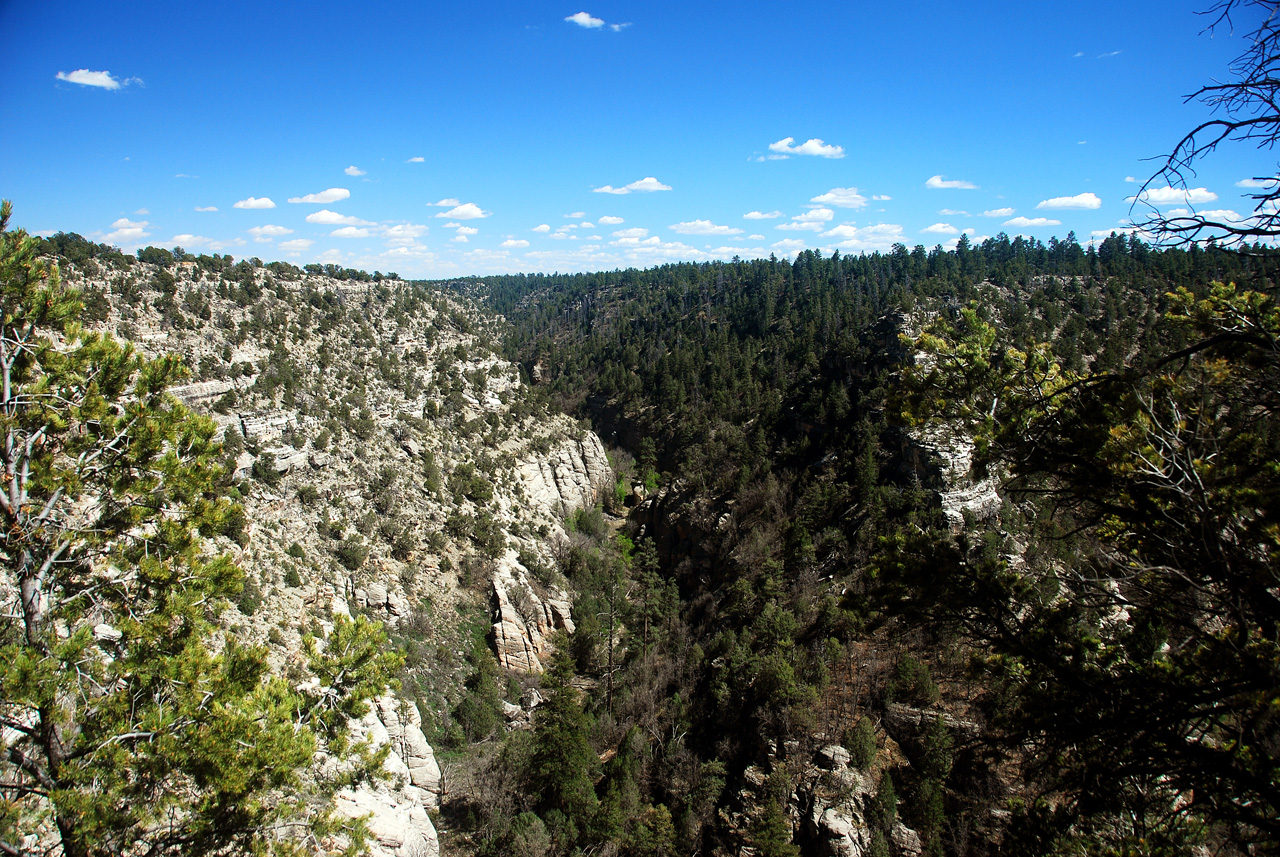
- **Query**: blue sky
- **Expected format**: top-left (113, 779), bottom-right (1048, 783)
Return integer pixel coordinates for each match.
top-left (1, 0), bottom-right (1270, 277)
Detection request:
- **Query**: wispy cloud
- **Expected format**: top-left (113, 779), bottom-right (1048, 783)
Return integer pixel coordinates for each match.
top-left (502, 238), bottom-right (530, 248)
top-left (926, 175), bottom-right (977, 190)
top-left (288, 187), bottom-right (350, 204)
top-left (532, 224), bottom-right (551, 233)
top-left (593, 177), bottom-right (672, 194)
top-left (981, 208), bottom-right (1014, 217)
top-left (233, 197), bottom-right (276, 209)
top-left (743, 210), bottom-right (783, 220)
top-left (1127, 186), bottom-right (1218, 205)
top-left (306, 210), bottom-right (375, 226)
top-left (1098, 50), bottom-right (1121, 58)
top-left (435, 202), bottom-right (490, 219)
top-left (247, 224), bottom-right (294, 241)
top-left (194, 206), bottom-right (218, 212)
top-left (872, 194), bottom-right (892, 201)
top-left (1004, 216), bottom-right (1062, 227)
top-left (810, 187), bottom-right (867, 208)
top-left (820, 222), bottom-right (905, 252)
top-left (768, 137), bottom-right (845, 159)
top-left (55, 69), bottom-right (141, 89)
top-left (922, 223), bottom-right (959, 234)
top-left (430, 198), bottom-right (460, 207)
top-left (670, 220), bottom-right (743, 236)
top-left (1037, 192), bottom-right (1101, 210)
top-left (407, 156), bottom-right (425, 163)
top-left (938, 209), bottom-right (969, 217)
top-left (1236, 177), bottom-right (1279, 188)
top-left (331, 226), bottom-right (371, 238)
top-left (598, 215), bottom-right (625, 225)
top-left (344, 165), bottom-right (366, 176)
top-left (103, 218), bottom-right (149, 244)
top-left (279, 239), bottom-right (313, 254)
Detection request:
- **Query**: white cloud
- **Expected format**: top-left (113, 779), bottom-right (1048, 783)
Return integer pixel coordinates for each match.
top-left (926, 175), bottom-right (977, 190)
top-left (776, 221), bottom-right (824, 232)
top-left (103, 218), bottom-right (150, 244)
top-left (565, 11), bottom-right (604, 27)
top-left (331, 226), bottom-right (371, 238)
top-left (344, 165), bottom-right (366, 176)
top-left (821, 222), bottom-right (905, 252)
top-left (1037, 192), bottom-right (1102, 210)
top-left (768, 137), bottom-right (845, 159)
top-left (598, 215), bottom-right (624, 225)
top-left (502, 239), bottom-right (530, 248)
top-left (981, 207), bottom-right (1015, 217)
top-left (532, 224), bottom-right (551, 233)
top-left (194, 205), bottom-right (218, 212)
top-left (1004, 216), bottom-right (1061, 227)
top-left (247, 224), bottom-right (294, 241)
top-left (612, 227), bottom-right (650, 244)
top-left (306, 209), bottom-right (375, 226)
top-left (234, 197), bottom-right (276, 209)
top-left (279, 239), bottom-right (314, 254)
top-left (872, 194), bottom-right (892, 201)
top-left (431, 198), bottom-right (460, 207)
top-left (382, 223), bottom-right (429, 245)
top-left (1125, 176), bottom-right (1139, 183)
top-left (1236, 177), bottom-right (1279, 188)
top-left (744, 210), bottom-right (783, 220)
top-left (611, 22), bottom-right (632, 31)
top-left (810, 187), bottom-right (867, 208)
top-left (938, 209), bottom-right (969, 216)
top-left (593, 176), bottom-right (672, 194)
top-left (134, 208), bottom-right (149, 215)
top-left (670, 220), bottom-right (743, 236)
top-left (792, 208), bottom-right (834, 223)
top-left (749, 234), bottom-right (765, 240)
top-left (288, 187), bottom-right (351, 204)
top-left (566, 211), bottom-right (586, 218)
top-left (169, 234), bottom-right (209, 246)
top-left (56, 69), bottom-right (138, 89)
top-left (452, 234), bottom-right (469, 243)
top-left (1169, 208), bottom-right (1244, 222)
top-left (1127, 186), bottom-right (1218, 205)
top-left (435, 202), bottom-right (490, 219)
top-left (922, 223), bottom-right (959, 234)
top-left (175, 173), bottom-right (197, 178)
top-left (772, 238), bottom-right (809, 251)
top-left (407, 156), bottom-right (425, 163)
top-left (455, 226), bottom-right (479, 236)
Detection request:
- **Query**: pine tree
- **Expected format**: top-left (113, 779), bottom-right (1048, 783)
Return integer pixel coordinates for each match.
top-left (0, 201), bottom-right (398, 855)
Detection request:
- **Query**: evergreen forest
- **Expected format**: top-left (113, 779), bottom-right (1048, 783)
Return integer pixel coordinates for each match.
top-left (433, 233), bottom-right (1280, 857)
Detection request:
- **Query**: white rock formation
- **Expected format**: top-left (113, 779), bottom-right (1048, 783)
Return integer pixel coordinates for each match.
top-left (490, 551), bottom-right (576, 672)
top-left (517, 432), bottom-right (613, 519)
top-left (332, 695), bottom-right (442, 857)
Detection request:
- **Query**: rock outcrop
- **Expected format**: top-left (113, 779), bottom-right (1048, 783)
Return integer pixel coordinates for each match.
top-left (332, 695), bottom-right (442, 857)
top-left (517, 431), bottom-right (613, 520)
top-left (490, 551), bottom-right (576, 672)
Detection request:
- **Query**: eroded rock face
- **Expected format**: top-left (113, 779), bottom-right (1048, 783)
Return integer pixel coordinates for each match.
top-left (490, 551), bottom-right (576, 672)
top-left (517, 432), bottom-right (613, 520)
top-left (912, 423), bottom-right (1001, 529)
top-left (332, 694), bottom-right (442, 857)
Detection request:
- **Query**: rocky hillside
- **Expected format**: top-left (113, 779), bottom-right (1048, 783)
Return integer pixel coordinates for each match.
top-left (53, 251), bottom-right (616, 856)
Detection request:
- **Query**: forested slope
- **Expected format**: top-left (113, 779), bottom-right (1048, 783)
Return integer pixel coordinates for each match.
top-left (440, 234), bottom-right (1280, 857)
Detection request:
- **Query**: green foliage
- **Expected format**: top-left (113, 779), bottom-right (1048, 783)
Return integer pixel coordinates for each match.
top-left (887, 655), bottom-right (939, 707)
top-left (0, 201), bottom-right (396, 855)
top-left (845, 716), bottom-right (877, 770)
top-left (892, 278), bottom-right (1280, 851)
